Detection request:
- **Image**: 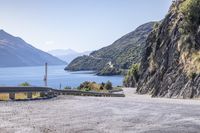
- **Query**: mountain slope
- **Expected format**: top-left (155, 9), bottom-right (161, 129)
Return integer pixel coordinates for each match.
top-left (65, 22), bottom-right (155, 75)
top-left (136, 0), bottom-right (200, 98)
top-left (0, 30), bottom-right (66, 67)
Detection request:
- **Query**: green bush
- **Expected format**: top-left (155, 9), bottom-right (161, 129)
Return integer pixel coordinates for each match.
top-left (123, 64), bottom-right (140, 87)
top-left (81, 88), bottom-right (91, 92)
top-left (78, 81), bottom-right (91, 89)
top-left (180, 0), bottom-right (200, 34)
top-left (19, 82), bottom-right (31, 87)
top-left (100, 82), bottom-right (105, 90)
top-left (64, 86), bottom-right (72, 90)
top-left (129, 64), bottom-right (140, 82)
top-left (77, 81), bottom-right (113, 92)
top-left (104, 81), bottom-right (113, 90)
top-left (189, 72), bottom-right (197, 79)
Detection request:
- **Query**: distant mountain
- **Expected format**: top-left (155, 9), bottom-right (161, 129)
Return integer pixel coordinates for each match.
top-left (48, 49), bottom-right (77, 56)
top-left (0, 30), bottom-right (66, 67)
top-left (48, 49), bottom-right (91, 63)
top-left (65, 22), bottom-right (155, 75)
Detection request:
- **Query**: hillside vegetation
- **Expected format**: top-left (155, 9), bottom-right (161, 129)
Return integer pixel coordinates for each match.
top-left (65, 22), bottom-right (155, 75)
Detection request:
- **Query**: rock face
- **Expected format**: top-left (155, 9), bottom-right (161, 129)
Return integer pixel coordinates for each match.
top-left (137, 0), bottom-right (200, 98)
top-left (0, 30), bottom-right (66, 67)
top-left (66, 22), bottom-right (155, 75)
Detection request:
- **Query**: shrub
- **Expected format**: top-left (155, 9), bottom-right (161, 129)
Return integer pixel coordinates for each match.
top-left (123, 64), bottom-right (140, 87)
top-left (77, 81), bottom-right (113, 92)
top-left (128, 64), bottom-right (140, 81)
top-left (81, 88), bottom-right (91, 92)
top-left (19, 82), bottom-right (31, 87)
top-left (153, 22), bottom-right (160, 31)
top-left (78, 81), bottom-right (99, 92)
top-left (79, 81), bottom-right (90, 89)
top-left (100, 82), bottom-right (105, 90)
top-left (189, 72), bottom-right (197, 79)
top-left (64, 86), bottom-right (72, 90)
top-left (180, 0), bottom-right (200, 34)
top-left (104, 81), bottom-right (113, 90)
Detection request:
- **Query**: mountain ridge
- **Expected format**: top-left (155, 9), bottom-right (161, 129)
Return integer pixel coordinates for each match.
top-left (0, 30), bottom-right (66, 67)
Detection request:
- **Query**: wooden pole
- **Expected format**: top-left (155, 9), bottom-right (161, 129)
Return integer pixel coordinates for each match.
top-left (44, 63), bottom-right (48, 87)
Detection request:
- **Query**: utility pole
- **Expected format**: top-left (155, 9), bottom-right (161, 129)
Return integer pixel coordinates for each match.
top-left (59, 83), bottom-right (62, 90)
top-left (44, 63), bottom-right (48, 87)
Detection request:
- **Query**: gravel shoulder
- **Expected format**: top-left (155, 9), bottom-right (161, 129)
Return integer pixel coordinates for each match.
top-left (0, 88), bottom-right (200, 133)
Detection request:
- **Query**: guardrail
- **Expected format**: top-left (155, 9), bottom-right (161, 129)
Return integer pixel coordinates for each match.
top-left (0, 86), bottom-right (52, 93)
top-left (0, 86), bottom-right (125, 101)
top-left (0, 86), bottom-right (54, 101)
top-left (53, 89), bottom-right (125, 97)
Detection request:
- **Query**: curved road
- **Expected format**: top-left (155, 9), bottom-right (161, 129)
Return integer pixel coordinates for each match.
top-left (0, 88), bottom-right (200, 133)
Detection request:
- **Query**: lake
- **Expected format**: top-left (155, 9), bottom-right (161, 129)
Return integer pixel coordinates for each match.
top-left (0, 65), bottom-right (124, 89)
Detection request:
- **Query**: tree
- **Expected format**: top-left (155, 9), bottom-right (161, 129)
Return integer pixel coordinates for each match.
top-left (19, 82), bottom-right (30, 87)
top-left (123, 64), bottom-right (140, 87)
top-left (104, 81), bottom-right (112, 90)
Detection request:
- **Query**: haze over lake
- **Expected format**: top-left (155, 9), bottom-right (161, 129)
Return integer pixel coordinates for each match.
top-left (0, 65), bottom-right (123, 89)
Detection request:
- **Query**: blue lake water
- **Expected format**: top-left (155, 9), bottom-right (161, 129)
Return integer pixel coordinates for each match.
top-left (0, 65), bottom-right (124, 89)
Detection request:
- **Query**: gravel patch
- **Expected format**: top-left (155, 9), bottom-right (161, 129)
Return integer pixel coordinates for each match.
top-left (0, 88), bottom-right (200, 133)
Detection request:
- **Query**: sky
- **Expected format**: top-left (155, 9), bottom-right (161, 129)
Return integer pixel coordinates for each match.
top-left (0, 0), bottom-right (173, 52)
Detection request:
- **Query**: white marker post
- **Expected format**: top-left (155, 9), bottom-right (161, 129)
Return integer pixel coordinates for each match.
top-left (44, 63), bottom-right (48, 87)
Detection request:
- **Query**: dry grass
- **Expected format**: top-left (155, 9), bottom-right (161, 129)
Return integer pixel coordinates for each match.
top-left (181, 51), bottom-right (200, 78)
top-left (15, 93), bottom-right (28, 100)
top-left (88, 82), bottom-right (108, 93)
top-left (0, 92), bottom-right (42, 101)
top-left (32, 92), bottom-right (41, 99)
top-left (0, 93), bottom-right (9, 101)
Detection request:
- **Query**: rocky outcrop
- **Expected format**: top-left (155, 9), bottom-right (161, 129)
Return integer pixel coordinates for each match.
top-left (137, 0), bottom-right (200, 98)
top-left (65, 22), bottom-right (155, 75)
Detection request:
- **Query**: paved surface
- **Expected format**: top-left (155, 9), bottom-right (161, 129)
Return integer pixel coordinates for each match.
top-left (0, 88), bottom-right (200, 133)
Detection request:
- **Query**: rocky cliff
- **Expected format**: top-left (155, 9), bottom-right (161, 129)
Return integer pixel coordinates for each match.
top-left (66, 22), bottom-right (155, 75)
top-left (137, 0), bottom-right (200, 98)
top-left (0, 30), bottom-right (66, 67)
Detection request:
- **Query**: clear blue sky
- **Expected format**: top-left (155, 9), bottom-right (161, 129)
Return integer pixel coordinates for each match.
top-left (0, 0), bottom-right (172, 52)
